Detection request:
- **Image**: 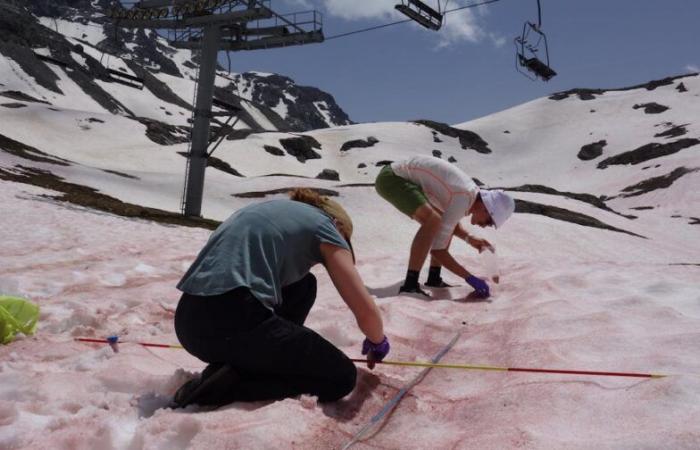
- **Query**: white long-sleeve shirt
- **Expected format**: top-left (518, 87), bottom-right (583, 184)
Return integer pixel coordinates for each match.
top-left (391, 156), bottom-right (479, 250)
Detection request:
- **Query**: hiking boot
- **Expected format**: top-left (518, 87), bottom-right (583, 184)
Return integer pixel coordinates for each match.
top-left (424, 278), bottom-right (453, 288)
top-left (172, 378), bottom-right (201, 408)
top-left (398, 284), bottom-right (431, 298)
top-left (172, 364), bottom-right (239, 408)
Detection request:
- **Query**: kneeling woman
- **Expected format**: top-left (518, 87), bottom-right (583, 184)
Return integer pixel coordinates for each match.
top-left (173, 189), bottom-right (390, 407)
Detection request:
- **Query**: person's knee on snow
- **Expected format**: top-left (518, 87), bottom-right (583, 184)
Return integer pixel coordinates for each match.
top-left (319, 358), bottom-right (357, 402)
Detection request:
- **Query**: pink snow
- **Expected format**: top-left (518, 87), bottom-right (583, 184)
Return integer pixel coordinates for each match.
top-left (1, 177), bottom-right (699, 450)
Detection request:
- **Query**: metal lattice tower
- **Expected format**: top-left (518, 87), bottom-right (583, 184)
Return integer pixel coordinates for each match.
top-left (106, 0), bottom-right (324, 217)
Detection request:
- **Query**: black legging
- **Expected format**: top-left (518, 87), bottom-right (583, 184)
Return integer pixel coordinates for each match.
top-left (174, 273), bottom-right (357, 404)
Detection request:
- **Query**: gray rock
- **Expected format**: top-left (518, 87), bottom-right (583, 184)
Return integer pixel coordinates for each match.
top-left (633, 103), bottom-right (669, 114)
top-left (578, 140), bottom-right (607, 161)
top-left (316, 169), bottom-right (339, 181)
top-left (264, 145), bottom-right (285, 156)
top-left (340, 137), bottom-right (379, 152)
top-left (279, 136), bottom-right (322, 163)
top-left (414, 120), bottom-right (491, 154)
top-left (597, 138), bottom-right (699, 169)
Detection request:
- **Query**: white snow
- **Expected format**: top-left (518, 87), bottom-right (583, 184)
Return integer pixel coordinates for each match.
top-left (52, 67), bottom-right (111, 114)
top-left (248, 71), bottom-right (274, 77)
top-left (37, 17), bottom-right (106, 47)
top-left (270, 97), bottom-right (289, 119)
top-left (314, 100), bottom-right (333, 125)
top-left (238, 100), bottom-right (276, 132)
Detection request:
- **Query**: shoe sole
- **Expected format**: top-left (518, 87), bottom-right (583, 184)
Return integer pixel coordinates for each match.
top-left (174, 365), bottom-right (237, 408)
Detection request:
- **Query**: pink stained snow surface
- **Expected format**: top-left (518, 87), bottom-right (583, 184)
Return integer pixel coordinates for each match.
top-left (1, 179), bottom-right (700, 450)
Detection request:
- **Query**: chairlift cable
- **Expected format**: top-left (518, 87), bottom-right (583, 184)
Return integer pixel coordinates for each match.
top-left (325, 0), bottom-right (501, 41)
top-left (325, 17), bottom-right (413, 41)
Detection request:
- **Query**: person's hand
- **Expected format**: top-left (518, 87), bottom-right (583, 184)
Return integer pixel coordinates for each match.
top-left (465, 275), bottom-right (490, 298)
top-left (466, 236), bottom-right (494, 253)
top-left (361, 336), bottom-right (390, 370)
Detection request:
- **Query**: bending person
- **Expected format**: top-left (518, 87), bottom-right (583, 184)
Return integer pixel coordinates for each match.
top-left (375, 155), bottom-right (515, 298)
top-left (172, 189), bottom-right (389, 408)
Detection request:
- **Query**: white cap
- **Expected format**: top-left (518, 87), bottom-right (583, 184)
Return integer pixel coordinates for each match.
top-left (480, 190), bottom-right (515, 229)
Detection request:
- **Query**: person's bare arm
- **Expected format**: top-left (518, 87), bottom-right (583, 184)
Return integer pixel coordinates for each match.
top-left (453, 222), bottom-right (470, 240)
top-left (320, 243), bottom-right (384, 344)
top-left (454, 222), bottom-right (494, 253)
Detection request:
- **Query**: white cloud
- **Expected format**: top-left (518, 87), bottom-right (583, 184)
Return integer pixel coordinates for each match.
top-left (489, 32), bottom-right (507, 48)
top-left (320, 0), bottom-right (398, 21)
top-left (436, 7), bottom-right (484, 48)
top-left (280, 0), bottom-right (398, 20)
top-left (686, 64), bottom-right (699, 73)
top-left (434, 4), bottom-right (506, 49)
top-left (281, 0), bottom-right (314, 8)
top-left (280, 0), bottom-right (500, 49)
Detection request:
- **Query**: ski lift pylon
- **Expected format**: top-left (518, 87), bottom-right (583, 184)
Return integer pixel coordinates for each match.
top-left (515, 0), bottom-right (556, 81)
top-left (395, 0), bottom-right (444, 31)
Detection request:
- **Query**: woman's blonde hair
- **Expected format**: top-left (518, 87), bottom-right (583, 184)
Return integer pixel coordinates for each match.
top-left (289, 188), bottom-right (325, 208)
top-left (289, 188), bottom-right (355, 262)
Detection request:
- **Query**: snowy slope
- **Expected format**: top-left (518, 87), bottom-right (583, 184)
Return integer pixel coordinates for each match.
top-left (1, 39), bottom-right (699, 450)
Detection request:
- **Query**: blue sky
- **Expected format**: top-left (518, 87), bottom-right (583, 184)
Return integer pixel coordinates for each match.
top-left (221, 0), bottom-right (699, 125)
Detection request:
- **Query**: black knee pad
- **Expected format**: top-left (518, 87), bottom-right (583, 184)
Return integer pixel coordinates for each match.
top-left (330, 360), bottom-right (357, 401)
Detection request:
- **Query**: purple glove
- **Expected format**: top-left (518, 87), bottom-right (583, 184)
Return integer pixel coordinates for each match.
top-left (466, 275), bottom-right (490, 298)
top-left (362, 336), bottom-right (390, 363)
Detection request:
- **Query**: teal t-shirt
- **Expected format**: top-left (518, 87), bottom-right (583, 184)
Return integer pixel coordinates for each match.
top-left (177, 199), bottom-right (350, 310)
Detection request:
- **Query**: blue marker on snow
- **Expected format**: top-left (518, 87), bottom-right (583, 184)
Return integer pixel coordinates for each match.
top-left (107, 335), bottom-right (119, 353)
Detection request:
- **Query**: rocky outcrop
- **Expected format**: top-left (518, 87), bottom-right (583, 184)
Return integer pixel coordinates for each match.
top-left (633, 103), bottom-right (669, 114)
top-left (597, 138), bottom-right (700, 169)
top-left (233, 187), bottom-right (339, 198)
top-left (504, 184), bottom-right (634, 219)
top-left (414, 120), bottom-right (491, 154)
top-left (316, 169), bottom-right (339, 181)
top-left (279, 136), bottom-right (322, 163)
top-left (264, 145), bottom-right (285, 156)
top-left (515, 199), bottom-right (645, 238)
top-left (0, 133), bottom-right (71, 166)
top-left (578, 140), bottom-right (607, 161)
top-left (549, 74), bottom-right (696, 101)
top-left (0, 165), bottom-right (220, 229)
top-left (654, 123), bottom-right (688, 139)
top-left (234, 72), bottom-right (353, 131)
top-left (134, 118), bottom-right (190, 145)
top-left (619, 167), bottom-right (699, 198)
top-left (0, 91), bottom-right (51, 104)
top-left (340, 137), bottom-right (379, 152)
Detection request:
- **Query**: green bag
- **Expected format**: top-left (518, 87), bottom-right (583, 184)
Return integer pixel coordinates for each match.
top-left (0, 296), bottom-right (39, 344)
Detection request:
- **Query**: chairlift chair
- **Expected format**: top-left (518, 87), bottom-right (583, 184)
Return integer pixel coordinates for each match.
top-left (514, 0), bottom-right (556, 81)
top-left (395, 0), bottom-right (444, 31)
top-left (106, 69), bottom-right (145, 90)
top-left (95, 35), bottom-right (146, 90)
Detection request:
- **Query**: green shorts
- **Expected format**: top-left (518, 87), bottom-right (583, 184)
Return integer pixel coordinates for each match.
top-left (375, 164), bottom-right (427, 217)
